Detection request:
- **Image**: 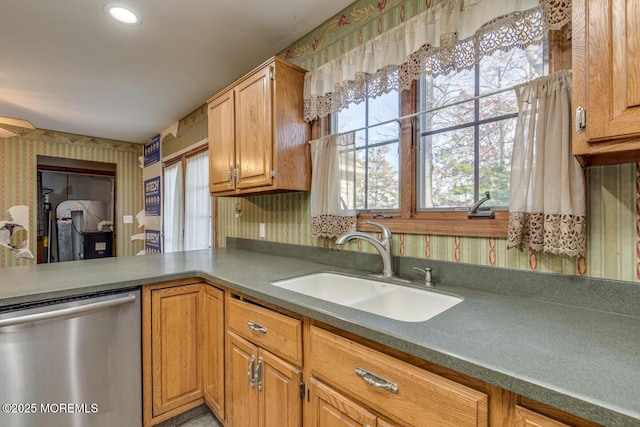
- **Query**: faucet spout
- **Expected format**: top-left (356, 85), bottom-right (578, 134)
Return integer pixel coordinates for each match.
top-left (468, 191), bottom-right (495, 219)
top-left (335, 221), bottom-right (394, 278)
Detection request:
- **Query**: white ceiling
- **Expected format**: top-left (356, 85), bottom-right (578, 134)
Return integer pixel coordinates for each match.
top-left (0, 0), bottom-right (353, 142)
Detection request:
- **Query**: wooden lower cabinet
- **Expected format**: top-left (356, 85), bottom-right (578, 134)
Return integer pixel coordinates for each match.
top-left (226, 295), bottom-right (304, 427)
top-left (227, 331), bottom-right (303, 427)
top-left (142, 285), bottom-right (604, 427)
top-left (143, 281), bottom-right (225, 427)
top-left (203, 284), bottom-right (226, 418)
top-left (308, 326), bottom-right (488, 427)
top-left (308, 378), bottom-right (402, 427)
top-left (516, 406), bottom-right (571, 427)
top-left (151, 284), bottom-right (202, 416)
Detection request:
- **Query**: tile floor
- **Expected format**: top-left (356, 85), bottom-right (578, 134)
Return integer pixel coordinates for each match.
top-left (177, 412), bottom-right (222, 427)
top-left (157, 404), bottom-right (222, 427)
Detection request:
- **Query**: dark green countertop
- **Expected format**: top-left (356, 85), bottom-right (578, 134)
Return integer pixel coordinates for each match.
top-left (1, 247), bottom-right (638, 426)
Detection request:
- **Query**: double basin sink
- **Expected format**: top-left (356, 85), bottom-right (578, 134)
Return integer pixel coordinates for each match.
top-left (271, 272), bottom-right (462, 322)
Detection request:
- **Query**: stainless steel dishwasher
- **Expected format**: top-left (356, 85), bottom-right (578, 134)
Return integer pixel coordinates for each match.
top-left (0, 289), bottom-right (141, 427)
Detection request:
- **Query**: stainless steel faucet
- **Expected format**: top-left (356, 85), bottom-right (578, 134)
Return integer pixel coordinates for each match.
top-left (468, 191), bottom-right (495, 219)
top-left (335, 221), bottom-right (394, 278)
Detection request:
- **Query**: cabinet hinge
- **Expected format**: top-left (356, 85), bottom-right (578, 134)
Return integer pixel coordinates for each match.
top-left (269, 66), bottom-right (275, 81)
top-left (575, 106), bottom-right (586, 134)
top-left (270, 169), bottom-right (275, 178)
top-left (299, 381), bottom-right (305, 399)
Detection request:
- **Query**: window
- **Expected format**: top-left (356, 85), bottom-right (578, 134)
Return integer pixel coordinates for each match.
top-left (334, 88), bottom-right (400, 211)
top-left (330, 43), bottom-right (546, 236)
top-left (163, 148), bottom-right (211, 252)
top-left (417, 45), bottom-right (544, 209)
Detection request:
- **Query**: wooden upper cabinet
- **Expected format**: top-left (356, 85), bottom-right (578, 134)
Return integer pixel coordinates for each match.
top-left (207, 57), bottom-right (311, 196)
top-left (208, 91), bottom-right (235, 193)
top-left (235, 66), bottom-right (273, 190)
top-left (572, 0), bottom-right (640, 165)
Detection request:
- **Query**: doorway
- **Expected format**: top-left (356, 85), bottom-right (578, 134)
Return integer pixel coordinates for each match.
top-left (37, 156), bottom-right (116, 263)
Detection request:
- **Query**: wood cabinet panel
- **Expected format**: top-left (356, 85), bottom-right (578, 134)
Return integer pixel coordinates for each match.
top-left (203, 285), bottom-right (225, 420)
top-left (572, 0), bottom-right (640, 164)
top-left (208, 91), bottom-right (235, 193)
top-left (309, 378), bottom-right (377, 427)
top-left (227, 297), bottom-right (303, 365)
top-left (151, 285), bottom-right (202, 416)
top-left (227, 332), bottom-right (260, 427)
top-left (259, 349), bottom-right (302, 427)
top-left (226, 316), bottom-right (303, 427)
top-left (309, 326), bottom-right (488, 427)
top-left (144, 281), bottom-right (226, 426)
top-left (515, 406), bottom-right (570, 427)
top-left (235, 66), bottom-right (273, 190)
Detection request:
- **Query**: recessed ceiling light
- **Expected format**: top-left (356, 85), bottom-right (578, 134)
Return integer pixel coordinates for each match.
top-left (104, 3), bottom-right (141, 25)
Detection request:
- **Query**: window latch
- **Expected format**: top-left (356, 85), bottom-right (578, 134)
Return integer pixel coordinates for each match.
top-left (372, 213), bottom-right (393, 219)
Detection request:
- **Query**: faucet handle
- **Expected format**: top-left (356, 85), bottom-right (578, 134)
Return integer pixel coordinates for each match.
top-left (413, 267), bottom-right (433, 287)
top-left (366, 220), bottom-right (392, 239)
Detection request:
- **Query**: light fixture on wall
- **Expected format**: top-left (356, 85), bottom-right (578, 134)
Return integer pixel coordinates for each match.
top-left (0, 117), bottom-right (35, 129)
top-left (0, 116), bottom-right (35, 137)
top-left (104, 3), bottom-right (141, 25)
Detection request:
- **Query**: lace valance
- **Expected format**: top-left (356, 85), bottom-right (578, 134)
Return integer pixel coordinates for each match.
top-left (303, 0), bottom-right (571, 122)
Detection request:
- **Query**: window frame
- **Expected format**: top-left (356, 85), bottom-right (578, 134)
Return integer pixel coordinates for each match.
top-left (320, 30), bottom-right (569, 238)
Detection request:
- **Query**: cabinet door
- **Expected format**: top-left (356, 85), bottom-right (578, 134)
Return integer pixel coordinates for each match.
top-left (308, 378), bottom-right (377, 427)
top-left (227, 332), bottom-right (260, 427)
top-left (259, 349), bottom-right (302, 427)
top-left (203, 285), bottom-right (225, 419)
top-left (234, 66), bottom-right (273, 190)
top-left (209, 90), bottom-right (236, 193)
top-left (310, 326), bottom-right (488, 427)
top-left (515, 406), bottom-right (570, 427)
top-left (151, 285), bottom-right (202, 416)
top-left (573, 0), bottom-right (640, 157)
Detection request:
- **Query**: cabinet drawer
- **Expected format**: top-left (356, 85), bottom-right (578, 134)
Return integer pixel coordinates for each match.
top-left (309, 326), bottom-right (488, 427)
top-left (227, 297), bottom-right (302, 365)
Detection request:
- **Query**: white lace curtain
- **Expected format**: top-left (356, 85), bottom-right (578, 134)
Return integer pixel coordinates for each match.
top-left (310, 133), bottom-right (357, 238)
top-left (507, 70), bottom-right (586, 257)
top-left (303, 0), bottom-right (571, 122)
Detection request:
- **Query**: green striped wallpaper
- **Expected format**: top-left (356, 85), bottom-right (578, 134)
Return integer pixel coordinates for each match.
top-left (216, 162), bottom-right (638, 282)
top-left (162, 0), bottom-right (639, 283)
top-left (0, 129), bottom-right (143, 267)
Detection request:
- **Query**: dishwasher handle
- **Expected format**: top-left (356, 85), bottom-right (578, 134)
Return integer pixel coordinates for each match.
top-left (0, 293), bottom-right (137, 328)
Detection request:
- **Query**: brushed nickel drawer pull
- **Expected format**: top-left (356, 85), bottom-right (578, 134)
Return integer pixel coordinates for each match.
top-left (247, 320), bottom-right (268, 334)
top-left (256, 357), bottom-right (264, 392)
top-left (354, 366), bottom-right (399, 394)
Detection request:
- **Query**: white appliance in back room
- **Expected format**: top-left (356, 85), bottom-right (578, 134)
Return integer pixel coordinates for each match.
top-left (56, 200), bottom-right (113, 261)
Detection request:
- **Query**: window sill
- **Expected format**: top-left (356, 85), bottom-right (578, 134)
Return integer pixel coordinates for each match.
top-left (357, 211), bottom-right (509, 238)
